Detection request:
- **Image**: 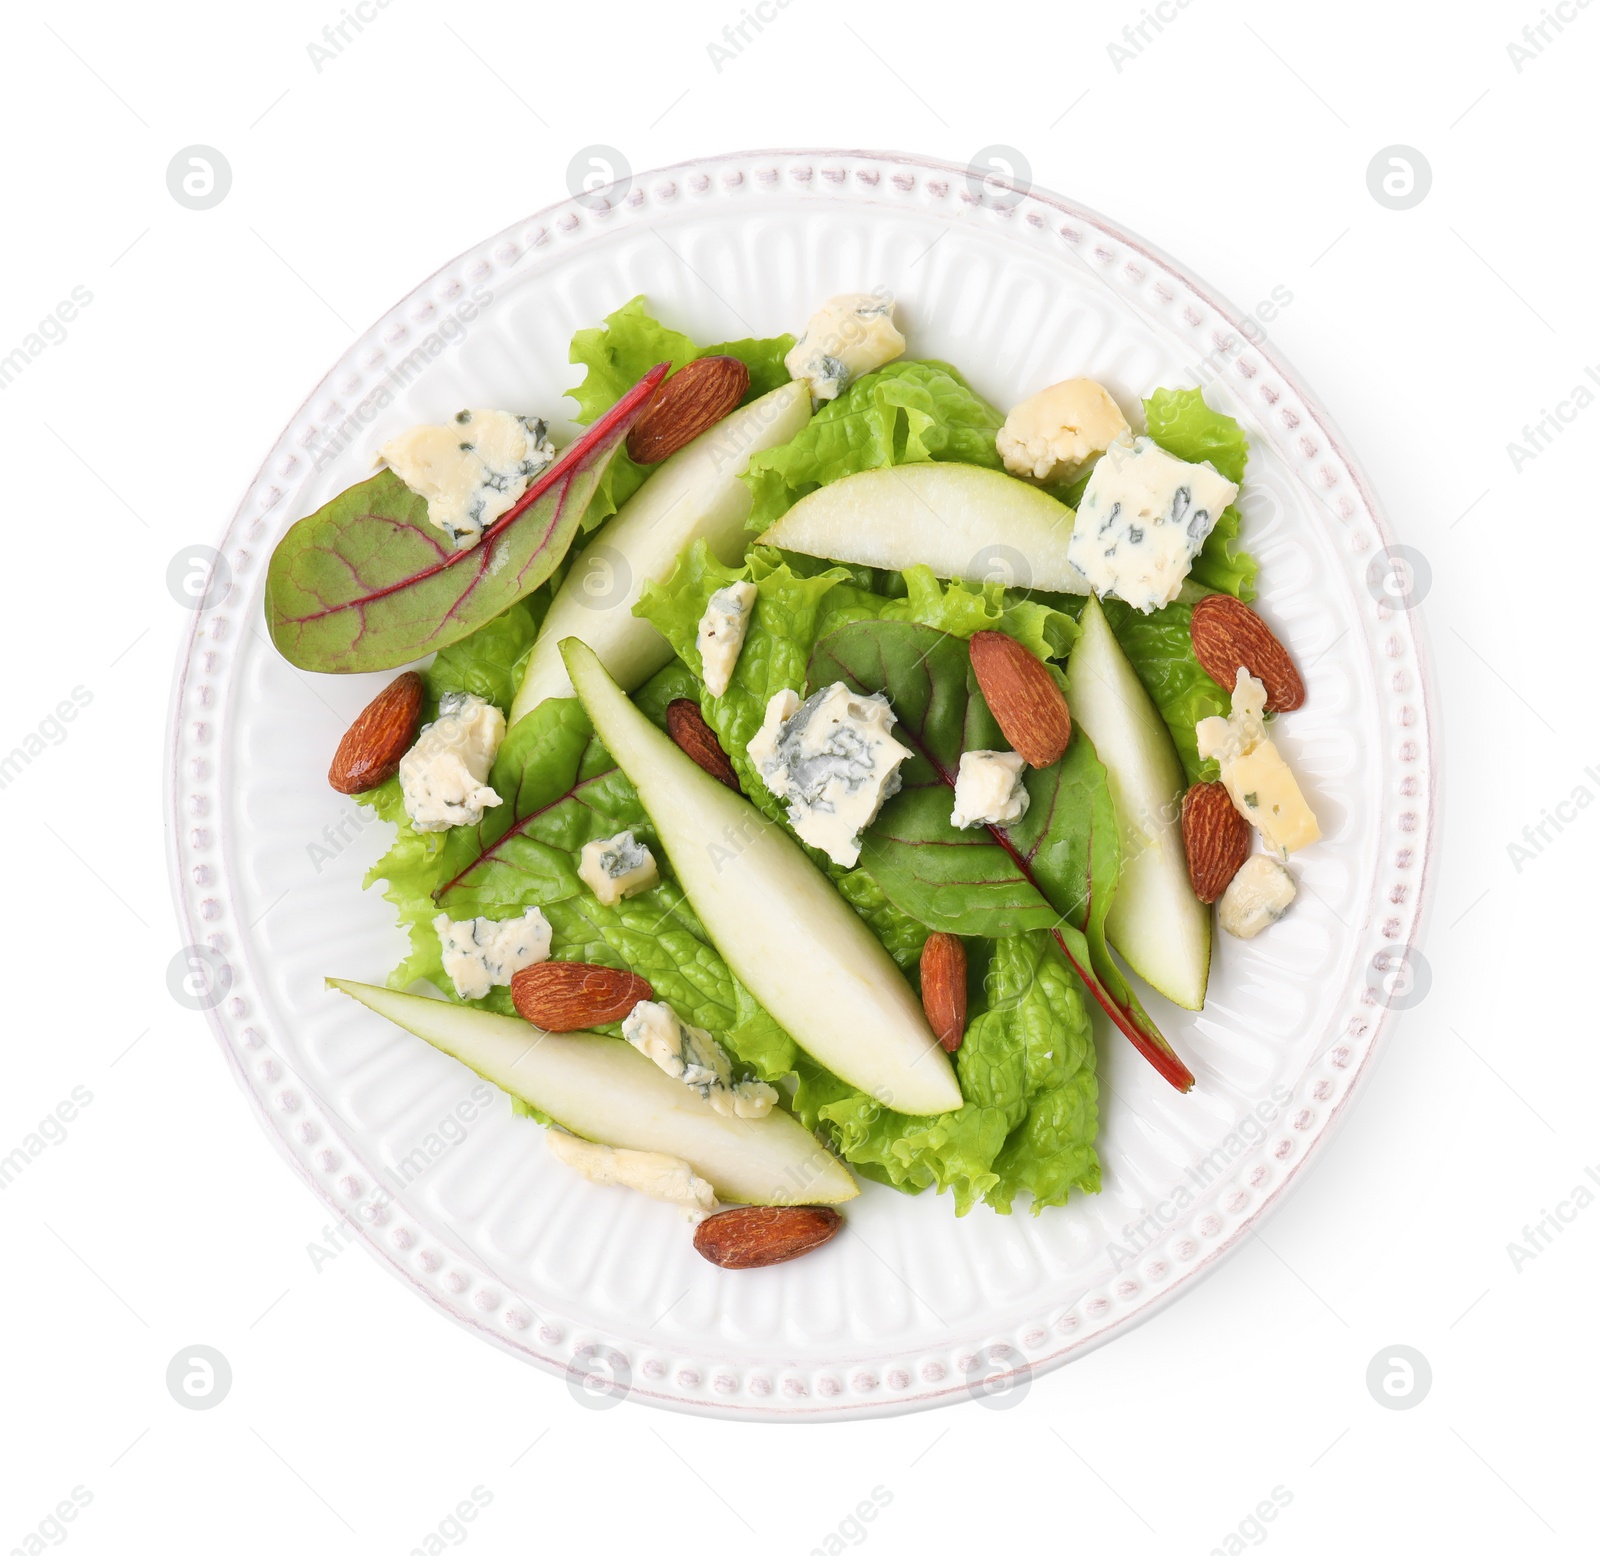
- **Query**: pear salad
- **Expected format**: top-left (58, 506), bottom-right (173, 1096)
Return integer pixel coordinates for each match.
top-left (264, 293), bottom-right (1321, 1270)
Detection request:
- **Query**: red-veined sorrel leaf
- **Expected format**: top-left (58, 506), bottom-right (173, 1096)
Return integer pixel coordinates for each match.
top-left (809, 620), bottom-right (1195, 1093)
top-left (265, 365), bottom-right (667, 673)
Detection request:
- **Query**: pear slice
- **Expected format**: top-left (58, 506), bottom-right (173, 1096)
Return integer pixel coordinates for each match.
top-left (1065, 596), bottom-right (1211, 1010)
top-left (561, 639), bottom-right (962, 1117)
top-left (757, 462), bottom-right (1091, 593)
top-left (328, 979), bottom-right (857, 1206)
top-left (510, 381), bottom-right (812, 723)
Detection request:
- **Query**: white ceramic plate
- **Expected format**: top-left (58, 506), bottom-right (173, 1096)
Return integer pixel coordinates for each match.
top-left (166, 149), bottom-right (1438, 1419)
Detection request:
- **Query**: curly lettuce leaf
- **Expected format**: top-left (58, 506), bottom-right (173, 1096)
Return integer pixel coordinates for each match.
top-left (794, 933), bottom-right (1097, 1214)
top-left (1143, 385), bottom-right (1258, 601)
top-left (1143, 385), bottom-right (1249, 484)
top-left (566, 295), bottom-right (795, 532)
top-left (568, 295), bottom-right (793, 423)
top-left (742, 359), bottom-right (1004, 534)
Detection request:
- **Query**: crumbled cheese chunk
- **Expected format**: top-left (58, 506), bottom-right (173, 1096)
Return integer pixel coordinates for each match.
top-left (620, 1000), bottom-right (778, 1119)
top-left (544, 1130), bottom-right (717, 1220)
top-left (950, 749), bottom-right (1031, 829)
top-left (996, 378), bottom-right (1132, 484)
top-left (746, 683), bottom-right (913, 867)
top-left (577, 829), bottom-right (659, 906)
top-left (1196, 670), bottom-right (1320, 857)
top-left (379, 409), bottom-right (555, 549)
top-left (398, 692), bottom-right (505, 832)
top-left (1068, 435), bottom-right (1239, 613)
top-left (695, 581), bottom-right (758, 697)
top-left (433, 906), bottom-right (552, 1000)
top-left (784, 293), bottom-right (905, 401)
top-left (1218, 854), bottom-right (1297, 939)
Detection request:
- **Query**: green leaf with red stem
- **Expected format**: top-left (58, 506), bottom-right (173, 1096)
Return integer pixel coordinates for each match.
top-left (810, 620), bottom-right (1195, 1093)
top-left (264, 365), bottom-right (667, 673)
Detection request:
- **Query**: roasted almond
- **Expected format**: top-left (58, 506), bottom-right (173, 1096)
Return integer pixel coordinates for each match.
top-left (692, 1205), bottom-right (843, 1269)
top-left (666, 699), bottom-right (741, 790)
top-left (510, 962), bottom-right (654, 1030)
top-left (1182, 781), bottom-right (1252, 904)
top-left (328, 671), bottom-right (424, 794)
top-left (968, 631), bottom-right (1072, 768)
top-left (626, 355), bottom-right (750, 465)
top-left (1189, 595), bottom-right (1305, 712)
top-left (920, 932), bottom-right (968, 1052)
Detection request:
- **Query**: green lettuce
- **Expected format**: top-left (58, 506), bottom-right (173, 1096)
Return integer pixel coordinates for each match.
top-left (1100, 598), bottom-right (1231, 785)
top-left (1143, 386), bottom-right (1257, 601)
top-left (359, 664), bottom-right (794, 1083)
top-left (741, 359), bottom-right (1005, 534)
top-left (636, 551), bottom-right (1108, 1203)
top-left (794, 933), bottom-right (1097, 1214)
top-left (566, 295), bottom-right (795, 531)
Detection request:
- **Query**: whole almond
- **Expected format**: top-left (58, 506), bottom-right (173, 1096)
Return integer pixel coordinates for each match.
top-left (666, 699), bottom-right (741, 790)
top-left (692, 1205), bottom-right (843, 1269)
top-left (968, 631), bottom-right (1072, 768)
top-left (329, 671), bottom-right (424, 794)
top-left (1189, 595), bottom-right (1305, 712)
top-left (511, 962), bottom-right (654, 1030)
top-left (1182, 781), bottom-right (1252, 903)
top-left (626, 355), bottom-right (750, 465)
top-left (920, 933), bottom-right (968, 1052)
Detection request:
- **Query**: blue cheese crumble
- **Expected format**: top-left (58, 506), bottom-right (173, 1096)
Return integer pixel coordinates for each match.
top-left (544, 1131), bottom-right (717, 1220)
top-left (1067, 434), bottom-right (1239, 613)
top-left (746, 683), bottom-right (913, 867)
top-left (398, 692), bottom-right (505, 832)
top-left (996, 378), bottom-right (1131, 484)
top-left (695, 581), bottom-right (758, 697)
top-left (433, 906), bottom-right (552, 1000)
top-left (379, 409), bottom-right (556, 550)
top-left (1217, 853), bottom-right (1297, 939)
top-left (783, 293), bottom-right (906, 401)
top-left (577, 829), bottom-right (659, 907)
top-left (950, 749), bottom-right (1031, 829)
top-left (620, 1000), bottom-right (778, 1119)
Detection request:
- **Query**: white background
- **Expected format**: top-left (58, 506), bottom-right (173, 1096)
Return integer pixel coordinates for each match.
top-left (1, 0), bottom-right (1593, 1551)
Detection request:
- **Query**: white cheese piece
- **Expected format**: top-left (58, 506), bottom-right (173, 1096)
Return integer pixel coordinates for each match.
top-left (996, 378), bottom-right (1131, 484)
top-left (398, 692), bottom-right (505, 832)
top-left (379, 409), bottom-right (556, 550)
top-left (544, 1130), bottom-right (717, 1220)
top-left (577, 830), bottom-right (659, 906)
top-left (1196, 670), bottom-right (1320, 857)
top-left (784, 293), bottom-right (906, 401)
top-left (950, 749), bottom-right (1031, 829)
top-left (620, 1000), bottom-right (778, 1119)
top-left (746, 683), bottom-right (913, 867)
top-left (433, 906), bottom-right (552, 1000)
top-left (1068, 435), bottom-right (1239, 612)
top-left (1217, 854), bottom-right (1297, 939)
top-left (695, 580), bottom-right (758, 697)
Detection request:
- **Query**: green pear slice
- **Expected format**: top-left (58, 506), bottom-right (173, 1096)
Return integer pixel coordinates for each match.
top-left (1064, 596), bottom-right (1211, 1010)
top-left (328, 979), bottom-right (857, 1206)
top-left (757, 462), bottom-right (1092, 593)
top-left (561, 638), bottom-right (962, 1117)
top-left (510, 381), bottom-right (812, 723)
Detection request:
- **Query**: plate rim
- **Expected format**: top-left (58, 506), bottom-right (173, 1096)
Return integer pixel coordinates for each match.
top-left (165, 145), bottom-right (1441, 1420)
